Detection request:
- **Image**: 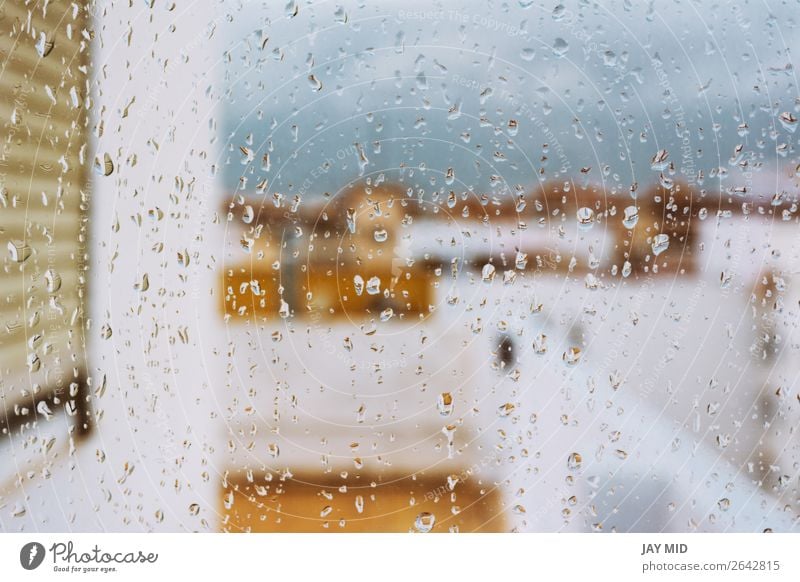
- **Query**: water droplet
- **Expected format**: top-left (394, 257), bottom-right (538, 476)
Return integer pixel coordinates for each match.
top-left (135, 273), bottom-right (150, 292)
top-left (651, 233), bottom-right (670, 256)
top-left (498, 402), bottom-right (516, 417)
top-left (552, 38), bottom-right (569, 57)
top-left (36, 399), bottom-right (53, 420)
top-left (437, 392), bottom-right (454, 416)
top-left (44, 269), bottom-right (62, 293)
top-left (366, 276), bottom-right (381, 295)
top-left (353, 275), bottom-right (364, 296)
top-left (414, 512), bottom-right (435, 532)
top-left (28, 353), bottom-right (41, 372)
top-left (507, 119), bottom-right (518, 136)
top-left (567, 452), bottom-right (583, 470)
top-left (447, 475), bottom-right (460, 490)
top-left (622, 206), bottom-right (639, 229)
top-left (334, 6), bottom-right (348, 23)
top-left (481, 263), bottom-right (496, 283)
top-left (380, 307), bottom-right (394, 322)
top-left (562, 346), bottom-right (582, 365)
top-left (285, 0), bottom-right (298, 18)
top-left (576, 207), bottom-right (595, 229)
top-left (242, 205), bottom-right (254, 224)
top-left (346, 208), bottom-right (356, 233)
top-left (532, 333), bottom-right (547, 354)
top-left (779, 112), bottom-right (797, 132)
top-left (7, 240), bottom-right (32, 263)
top-left (35, 32), bottom-right (54, 58)
top-left (308, 74), bottom-right (322, 92)
top-left (95, 153), bottom-right (114, 176)
top-left (650, 149), bottom-right (669, 171)
top-left (373, 228), bottom-right (388, 242)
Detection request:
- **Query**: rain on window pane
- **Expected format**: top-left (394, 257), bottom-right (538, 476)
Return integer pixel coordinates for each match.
top-left (1, 0), bottom-right (799, 534)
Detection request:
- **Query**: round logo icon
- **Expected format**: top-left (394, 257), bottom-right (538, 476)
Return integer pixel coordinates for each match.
top-left (19, 542), bottom-right (46, 570)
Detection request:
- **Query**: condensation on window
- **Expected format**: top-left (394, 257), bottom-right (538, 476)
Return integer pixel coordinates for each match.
top-left (1, 0), bottom-right (799, 533)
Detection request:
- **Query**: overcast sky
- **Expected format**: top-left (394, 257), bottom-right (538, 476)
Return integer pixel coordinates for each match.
top-left (219, 0), bottom-right (800, 200)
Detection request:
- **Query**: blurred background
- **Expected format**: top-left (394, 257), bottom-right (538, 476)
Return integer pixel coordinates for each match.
top-left (1, 0), bottom-right (799, 532)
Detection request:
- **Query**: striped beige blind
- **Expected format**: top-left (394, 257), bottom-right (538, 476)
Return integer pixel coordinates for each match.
top-left (0, 0), bottom-right (90, 438)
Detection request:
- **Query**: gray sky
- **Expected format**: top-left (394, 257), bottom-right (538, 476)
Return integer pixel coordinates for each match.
top-left (220, 0), bottom-right (800, 200)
